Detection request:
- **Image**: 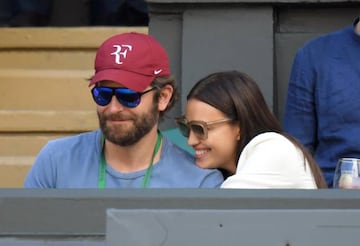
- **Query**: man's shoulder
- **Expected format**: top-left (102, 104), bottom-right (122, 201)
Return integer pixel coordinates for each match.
top-left (160, 136), bottom-right (224, 187)
top-left (46, 129), bottom-right (100, 149)
top-left (302, 25), bottom-right (352, 50)
top-left (162, 136), bottom-right (194, 162)
top-left (161, 136), bottom-right (221, 174)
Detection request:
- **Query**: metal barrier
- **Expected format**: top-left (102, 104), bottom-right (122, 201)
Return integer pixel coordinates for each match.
top-left (0, 189), bottom-right (360, 245)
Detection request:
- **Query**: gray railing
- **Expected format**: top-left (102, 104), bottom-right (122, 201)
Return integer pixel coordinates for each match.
top-left (0, 189), bottom-right (360, 245)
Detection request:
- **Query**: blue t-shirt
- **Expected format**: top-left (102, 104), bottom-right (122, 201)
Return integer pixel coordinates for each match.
top-left (24, 129), bottom-right (223, 188)
top-left (283, 18), bottom-right (360, 187)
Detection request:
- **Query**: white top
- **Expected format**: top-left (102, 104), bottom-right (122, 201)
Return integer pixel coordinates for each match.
top-left (221, 132), bottom-right (317, 189)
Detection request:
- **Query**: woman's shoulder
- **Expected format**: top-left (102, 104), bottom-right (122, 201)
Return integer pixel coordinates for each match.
top-left (247, 132), bottom-right (294, 149)
top-left (241, 132), bottom-right (302, 164)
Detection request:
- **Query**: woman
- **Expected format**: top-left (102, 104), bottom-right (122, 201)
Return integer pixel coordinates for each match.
top-left (176, 70), bottom-right (327, 188)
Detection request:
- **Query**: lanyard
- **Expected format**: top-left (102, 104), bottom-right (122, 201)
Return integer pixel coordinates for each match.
top-left (98, 132), bottom-right (162, 188)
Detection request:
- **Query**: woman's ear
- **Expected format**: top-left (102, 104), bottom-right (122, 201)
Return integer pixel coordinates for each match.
top-left (158, 84), bottom-right (174, 111)
top-left (236, 126), bottom-right (241, 141)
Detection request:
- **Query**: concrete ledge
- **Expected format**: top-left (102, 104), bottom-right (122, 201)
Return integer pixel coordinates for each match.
top-left (1, 189), bottom-right (360, 236)
top-left (0, 27), bottom-right (148, 48)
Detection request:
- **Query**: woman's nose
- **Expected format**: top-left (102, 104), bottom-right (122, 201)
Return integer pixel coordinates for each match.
top-left (187, 130), bottom-right (201, 147)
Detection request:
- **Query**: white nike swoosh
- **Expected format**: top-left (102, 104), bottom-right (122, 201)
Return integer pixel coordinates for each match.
top-left (154, 69), bottom-right (163, 75)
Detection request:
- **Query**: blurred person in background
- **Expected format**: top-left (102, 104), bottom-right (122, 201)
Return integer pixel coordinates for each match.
top-left (0, 0), bottom-right (148, 27)
top-left (283, 16), bottom-right (360, 187)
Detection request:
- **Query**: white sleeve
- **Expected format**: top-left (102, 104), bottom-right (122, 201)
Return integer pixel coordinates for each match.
top-left (221, 133), bottom-right (316, 189)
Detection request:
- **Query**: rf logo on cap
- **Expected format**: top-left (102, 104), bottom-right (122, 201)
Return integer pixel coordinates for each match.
top-left (111, 44), bottom-right (132, 64)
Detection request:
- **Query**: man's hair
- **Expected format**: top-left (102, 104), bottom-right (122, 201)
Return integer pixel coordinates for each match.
top-left (151, 75), bottom-right (178, 121)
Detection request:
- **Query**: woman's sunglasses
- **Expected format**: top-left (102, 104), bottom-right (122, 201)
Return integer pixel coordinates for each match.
top-left (91, 86), bottom-right (158, 108)
top-left (175, 117), bottom-right (233, 140)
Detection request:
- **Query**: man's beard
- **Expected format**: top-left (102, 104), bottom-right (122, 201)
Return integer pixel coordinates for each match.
top-left (98, 103), bottom-right (159, 146)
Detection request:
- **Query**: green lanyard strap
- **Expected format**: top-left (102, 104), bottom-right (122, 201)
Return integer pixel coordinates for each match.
top-left (98, 132), bottom-right (162, 189)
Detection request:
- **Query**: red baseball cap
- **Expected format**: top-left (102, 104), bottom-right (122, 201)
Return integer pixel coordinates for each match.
top-left (89, 32), bottom-right (170, 92)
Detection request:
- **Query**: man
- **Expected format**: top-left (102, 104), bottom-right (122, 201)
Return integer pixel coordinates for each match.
top-left (24, 32), bottom-right (223, 188)
top-left (283, 17), bottom-right (360, 187)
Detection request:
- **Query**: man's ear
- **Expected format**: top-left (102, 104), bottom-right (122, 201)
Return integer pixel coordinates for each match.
top-left (158, 84), bottom-right (174, 111)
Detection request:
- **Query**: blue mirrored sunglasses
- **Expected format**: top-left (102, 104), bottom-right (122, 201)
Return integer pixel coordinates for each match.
top-left (91, 86), bottom-right (158, 108)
